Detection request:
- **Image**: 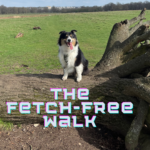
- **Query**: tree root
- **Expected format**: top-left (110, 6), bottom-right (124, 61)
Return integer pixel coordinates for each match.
top-left (122, 45), bottom-right (150, 63)
top-left (125, 99), bottom-right (149, 150)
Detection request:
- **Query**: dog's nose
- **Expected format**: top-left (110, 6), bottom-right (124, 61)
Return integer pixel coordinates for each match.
top-left (68, 39), bottom-right (71, 42)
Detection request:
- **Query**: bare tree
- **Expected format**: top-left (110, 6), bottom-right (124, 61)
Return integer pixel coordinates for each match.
top-left (30, 7), bottom-right (38, 13)
top-left (13, 7), bottom-right (18, 14)
top-left (43, 7), bottom-right (49, 13)
top-left (0, 5), bottom-right (7, 14)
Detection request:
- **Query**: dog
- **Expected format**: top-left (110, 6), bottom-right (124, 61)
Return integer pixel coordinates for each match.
top-left (58, 30), bottom-right (89, 82)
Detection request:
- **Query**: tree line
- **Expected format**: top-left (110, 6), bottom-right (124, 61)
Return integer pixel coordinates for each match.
top-left (0, 1), bottom-right (150, 14)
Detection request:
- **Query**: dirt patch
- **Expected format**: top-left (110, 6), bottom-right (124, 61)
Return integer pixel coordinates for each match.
top-left (13, 16), bottom-right (21, 18)
top-left (0, 69), bottom-right (125, 149)
top-left (0, 14), bottom-right (50, 20)
top-left (0, 123), bottom-right (125, 150)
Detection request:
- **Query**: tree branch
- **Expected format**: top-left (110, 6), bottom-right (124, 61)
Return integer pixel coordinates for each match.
top-left (143, 21), bottom-right (150, 26)
top-left (122, 25), bottom-right (150, 54)
top-left (121, 77), bottom-right (150, 104)
top-left (129, 19), bottom-right (145, 35)
top-left (129, 8), bottom-right (146, 26)
top-left (125, 99), bottom-right (149, 150)
top-left (122, 44), bottom-right (150, 63)
top-left (115, 50), bottom-right (150, 77)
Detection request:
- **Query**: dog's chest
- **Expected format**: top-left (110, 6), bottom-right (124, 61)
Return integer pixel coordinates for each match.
top-left (64, 52), bottom-right (76, 67)
top-left (59, 45), bottom-right (78, 68)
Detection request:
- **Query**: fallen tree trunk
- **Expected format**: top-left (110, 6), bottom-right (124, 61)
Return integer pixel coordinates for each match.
top-left (1, 8), bottom-right (150, 150)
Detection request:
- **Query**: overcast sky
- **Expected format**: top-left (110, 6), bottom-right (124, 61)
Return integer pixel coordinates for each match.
top-left (0, 0), bottom-right (146, 7)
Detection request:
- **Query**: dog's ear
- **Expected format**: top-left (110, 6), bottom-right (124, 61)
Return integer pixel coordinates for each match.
top-left (71, 30), bottom-right (77, 34)
top-left (59, 31), bottom-right (66, 34)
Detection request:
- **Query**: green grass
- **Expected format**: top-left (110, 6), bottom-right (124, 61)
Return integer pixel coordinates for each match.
top-left (0, 119), bottom-right (13, 131)
top-left (0, 10), bottom-right (150, 74)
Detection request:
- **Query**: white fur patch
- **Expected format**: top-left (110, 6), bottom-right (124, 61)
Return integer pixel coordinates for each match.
top-left (67, 36), bottom-right (72, 42)
top-left (75, 63), bottom-right (83, 82)
top-left (58, 44), bottom-right (78, 70)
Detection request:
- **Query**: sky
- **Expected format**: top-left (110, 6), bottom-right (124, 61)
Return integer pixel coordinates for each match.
top-left (0, 0), bottom-right (147, 7)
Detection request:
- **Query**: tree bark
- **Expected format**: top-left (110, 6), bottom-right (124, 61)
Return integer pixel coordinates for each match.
top-left (1, 8), bottom-right (150, 150)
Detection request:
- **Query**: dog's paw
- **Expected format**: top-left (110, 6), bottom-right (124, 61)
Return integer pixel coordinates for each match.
top-left (77, 77), bottom-right (82, 82)
top-left (62, 76), bottom-right (68, 81)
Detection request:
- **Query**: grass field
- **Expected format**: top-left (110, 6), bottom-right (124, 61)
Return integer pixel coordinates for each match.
top-left (0, 10), bottom-right (150, 74)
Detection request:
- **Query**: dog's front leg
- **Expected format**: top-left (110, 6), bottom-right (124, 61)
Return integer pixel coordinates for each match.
top-left (75, 64), bottom-right (83, 82)
top-left (62, 67), bottom-right (68, 81)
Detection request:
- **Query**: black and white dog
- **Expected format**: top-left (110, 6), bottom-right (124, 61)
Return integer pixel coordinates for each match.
top-left (58, 30), bottom-right (89, 82)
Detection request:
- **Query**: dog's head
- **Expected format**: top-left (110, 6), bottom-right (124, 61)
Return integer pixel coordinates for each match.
top-left (58, 30), bottom-right (78, 50)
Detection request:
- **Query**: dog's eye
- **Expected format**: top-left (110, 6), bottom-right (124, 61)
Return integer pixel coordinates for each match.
top-left (70, 35), bottom-right (72, 37)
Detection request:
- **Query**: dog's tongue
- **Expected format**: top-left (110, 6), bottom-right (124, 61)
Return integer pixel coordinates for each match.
top-left (70, 42), bottom-right (73, 50)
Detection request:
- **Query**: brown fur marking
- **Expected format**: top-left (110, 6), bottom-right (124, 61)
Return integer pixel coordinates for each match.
top-left (75, 57), bottom-right (77, 62)
top-left (61, 39), bottom-right (66, 45)
top-left (72, 38), bottom-right (76, 46)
